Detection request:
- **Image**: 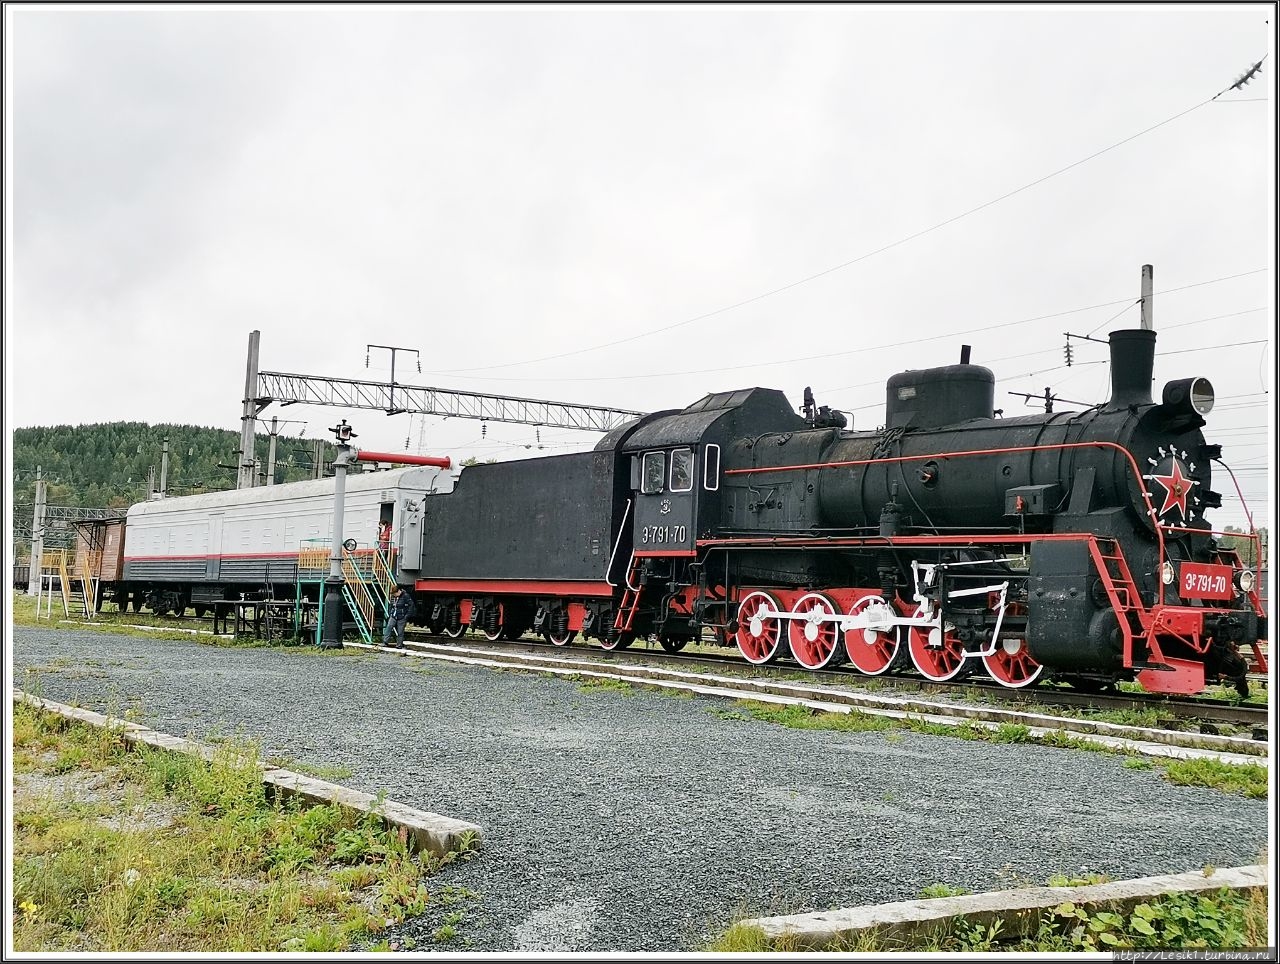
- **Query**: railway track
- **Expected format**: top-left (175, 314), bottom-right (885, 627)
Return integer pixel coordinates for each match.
top-left (403, 629), bottom-right (1270, 732)
top-left (56, 613), bottom-right (1268, 759)
top-left (64, 610), bottom-right (1271, 733)
top-left (375, 637), bottom-right (1268, 762)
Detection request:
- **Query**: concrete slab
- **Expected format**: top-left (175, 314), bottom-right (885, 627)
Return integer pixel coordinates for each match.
top-left (746, 864), bottom-right (1270, 949)
top-left (13, 689), bottom-right (482, 857)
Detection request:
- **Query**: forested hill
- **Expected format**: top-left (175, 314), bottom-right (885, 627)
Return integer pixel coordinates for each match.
top-left (13, 422), bottom-right (337, 511)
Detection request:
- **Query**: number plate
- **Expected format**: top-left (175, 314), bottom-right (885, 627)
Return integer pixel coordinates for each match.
top-left (1178, 562), bottom-right (1234, 601)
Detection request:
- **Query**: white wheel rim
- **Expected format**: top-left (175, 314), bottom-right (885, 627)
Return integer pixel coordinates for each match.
top-left (844, 595), bottom-right (901, 676)
top-left (737, 591), bottom-right (781, 664)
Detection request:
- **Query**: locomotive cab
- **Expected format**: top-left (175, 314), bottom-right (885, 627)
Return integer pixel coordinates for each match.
top-left (622, 388), bottom-right (808, 562)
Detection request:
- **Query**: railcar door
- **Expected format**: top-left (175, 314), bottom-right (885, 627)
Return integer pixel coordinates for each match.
top-left (208, 513), bottom-right (224, 581)
top-left (396, 497), bottom-right (425, 570)
top-left (632, 448), bottom-right (697, 557)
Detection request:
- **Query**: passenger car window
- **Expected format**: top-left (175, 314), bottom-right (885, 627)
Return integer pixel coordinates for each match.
top-left (642, 452), bottom-right (665, 494)
top-left (670, 448), bottom-right (693, 493)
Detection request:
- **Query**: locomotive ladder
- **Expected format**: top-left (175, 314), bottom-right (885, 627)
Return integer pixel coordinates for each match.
top-left (1087, 537), bottom-right (1160, 669)
top-left (614, 555), bottom-right (646, 633)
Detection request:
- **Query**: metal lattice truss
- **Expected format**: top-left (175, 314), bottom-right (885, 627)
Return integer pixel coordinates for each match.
top-left (257, 371), bottom-right (645, 433)
top-left (13, 505), bottom-right (128, 546)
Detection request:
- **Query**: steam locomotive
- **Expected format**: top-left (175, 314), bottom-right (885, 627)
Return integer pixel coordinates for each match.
top-left (92, 327), bottom-right (1266, 696)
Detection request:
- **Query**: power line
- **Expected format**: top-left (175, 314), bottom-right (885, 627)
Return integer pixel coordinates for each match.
top-left (439, 77), bottom-right (1258, 376)
top-left (426, 271), bottom-right (1269, 386)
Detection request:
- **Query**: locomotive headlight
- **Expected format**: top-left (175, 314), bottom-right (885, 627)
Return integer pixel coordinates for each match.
top-left (1162, 377), bottom-right (1215, 416)
top-left (1237, 569), bottom-right (1256, 594)
top-left (1160, 562), bottom-right (1175, 585)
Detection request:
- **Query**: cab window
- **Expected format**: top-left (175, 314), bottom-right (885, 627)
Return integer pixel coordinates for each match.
top-left (703, 444), bottom-right (720, 491)
top-left (670, 448), bottom-right (693, 493)
top-left (642, 452), bottom-right (665, 494)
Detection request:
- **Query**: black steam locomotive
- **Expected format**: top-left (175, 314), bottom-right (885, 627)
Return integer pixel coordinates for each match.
top-left (411, 327), bottom-right (1266, 695)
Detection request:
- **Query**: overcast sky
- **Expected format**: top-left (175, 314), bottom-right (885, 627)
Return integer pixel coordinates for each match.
top-left (4, 4), bottom-right (1274, 529)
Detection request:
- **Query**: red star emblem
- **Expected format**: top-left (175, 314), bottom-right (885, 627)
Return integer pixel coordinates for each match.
top-left (1149, 459), bottom-right (1194, 518)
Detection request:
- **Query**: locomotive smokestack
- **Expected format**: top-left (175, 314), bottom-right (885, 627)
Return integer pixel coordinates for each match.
top-left (1105, 329), bottom-right (1156, 410)
top-left (960, 345), bottom-right (972, 365)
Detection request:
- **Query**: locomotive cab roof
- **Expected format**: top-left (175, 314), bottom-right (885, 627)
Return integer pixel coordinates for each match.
top-left (623, 387), bottom-right (806, 451)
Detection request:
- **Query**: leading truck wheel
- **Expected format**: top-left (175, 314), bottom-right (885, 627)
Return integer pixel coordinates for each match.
top-left (734, 591), bottom-right (784, 665)
top-left (982, 636), bottom-right (1044, 689)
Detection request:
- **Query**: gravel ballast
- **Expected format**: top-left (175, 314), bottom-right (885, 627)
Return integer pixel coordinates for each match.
top-left (11, 626), bottom-right (1270, 952)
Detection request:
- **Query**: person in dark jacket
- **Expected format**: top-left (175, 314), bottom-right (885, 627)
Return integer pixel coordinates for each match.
top-left (383, 587), bottom-right (415, 648)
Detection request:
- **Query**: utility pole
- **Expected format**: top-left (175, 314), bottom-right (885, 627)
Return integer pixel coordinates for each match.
top-left (238, 330), bottom-right (266, 489)
top-left (27, 467), bottom-right (45, 597)
top-left (320, 420), bottom-right (359, 649)
top-left (313, 438), bottom-right (325, 480)
top-left (159, 438), bottom-right (170, 498)
top-left (267, 418), bottom-right (279, 486)
top-left (265, 417), bottom-right (306, 485)
top-left (1140, 264), bottom-right (1155, 331)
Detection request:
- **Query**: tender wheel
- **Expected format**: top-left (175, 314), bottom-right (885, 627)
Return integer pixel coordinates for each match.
top-left (734, 591), bottom-right (784, 665)
top-left (787, 592), bottom-right (844, 669)
top-left (907, 618), bottom-right (969, 682)
top-left (843, 595), bottom-right (905, 676)
top-left (660, 635), bottom-right (690, 654)
top-left (443, 605), bottom-right (466, 639)
top-left (545, 628), bottom-right (577, 647)
top-left (982, 636), bottom-right (1044, 689)
top-left (481, 603), bottom-right (505, 642)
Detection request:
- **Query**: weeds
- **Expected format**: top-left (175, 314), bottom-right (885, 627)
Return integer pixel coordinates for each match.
top-left (11, 700), bottom-right (467, 952)
top-left (710, 701), bottom-right (1268, 799)
top-left (1161, 758), bottom-right (1268, 799)
top-left (576, 677), bottom-right (635, 696)
top-left (710, 887), bottom-right (1267, 952)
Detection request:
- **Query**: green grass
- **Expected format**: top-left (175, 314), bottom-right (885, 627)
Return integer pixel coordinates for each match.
top-left (714, 701), bottom-right (1268, 798)
top-left (1161, 758), bottom-right (1269, 799)
top-left (725, 700), bottom-right (896, 733)
top-left (575, 677), bottom-right (636, 695)
top-left (11, 699), bottom-right (478, 952)
top-left (268, 757), bottom-right (356, 782)
top-left (708, 886), bottom-right (1268, 952)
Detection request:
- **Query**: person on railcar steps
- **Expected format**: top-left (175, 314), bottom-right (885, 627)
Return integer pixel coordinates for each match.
top-left (378, 520), bottom-right (392, 552)
top-left (383, 587), bottom-right (415, 648)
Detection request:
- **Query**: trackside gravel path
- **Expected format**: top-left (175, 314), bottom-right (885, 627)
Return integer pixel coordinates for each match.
top-left (12, 627), bottom-right (1269, 952)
